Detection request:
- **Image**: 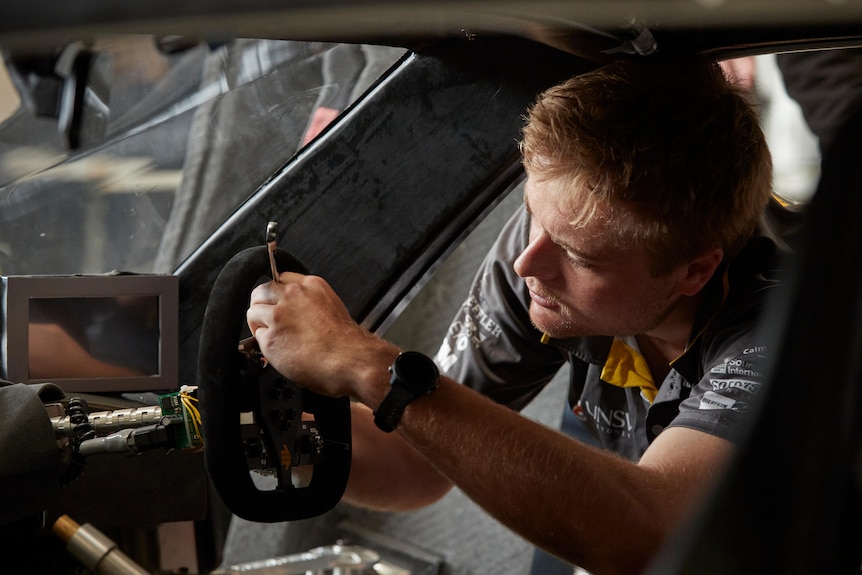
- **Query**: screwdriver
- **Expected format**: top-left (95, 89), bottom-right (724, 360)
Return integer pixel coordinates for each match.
top-left (267, 221), bottom-right (280, 283)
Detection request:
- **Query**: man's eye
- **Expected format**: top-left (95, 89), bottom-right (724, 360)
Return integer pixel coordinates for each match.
top-left (566, 253), bottom-right (592, 269)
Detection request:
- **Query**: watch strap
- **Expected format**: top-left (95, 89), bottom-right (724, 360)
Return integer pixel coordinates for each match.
top-left (374, 384), bottom-right (417, 433)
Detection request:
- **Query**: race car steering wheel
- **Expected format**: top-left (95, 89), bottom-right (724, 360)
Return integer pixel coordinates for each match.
top-left (197, 245), bottom-right (351, 522)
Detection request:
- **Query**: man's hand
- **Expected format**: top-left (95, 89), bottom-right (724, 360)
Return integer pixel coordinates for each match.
top-left (247, 272), bottom-right (399, 406)
top-left (247, 271), bottom-right (454, 512)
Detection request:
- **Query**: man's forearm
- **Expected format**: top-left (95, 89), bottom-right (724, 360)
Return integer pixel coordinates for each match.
top-left (393, 377), bottom-right (680, 574)
top-left (343, 402), bottom-right (453, 510)
top-left (339, 345), bottom-right (672, 573)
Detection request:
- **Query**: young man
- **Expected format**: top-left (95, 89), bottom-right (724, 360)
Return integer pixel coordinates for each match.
top-left (247, 56), bottom-right (778, 574)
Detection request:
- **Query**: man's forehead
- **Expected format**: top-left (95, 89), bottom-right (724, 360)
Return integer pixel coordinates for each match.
top-left (524, 177), bottom-right (620, 253)
top-left (524, 177), bottom-right (611, 232)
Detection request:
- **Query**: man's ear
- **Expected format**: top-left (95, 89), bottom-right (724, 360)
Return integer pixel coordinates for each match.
top-left (677, 248), bottom-right (724, 296)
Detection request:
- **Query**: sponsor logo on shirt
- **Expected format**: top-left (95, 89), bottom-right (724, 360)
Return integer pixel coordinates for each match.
top-left (435, 295), bottom-right (504, 371)
top-left (708, 378), bottom-right (761, 393)
top-left (698, 391), bottom-right (750, 412)
top-left (576, 400), bottom-right (634, 437)
top-left (710, 358), bottom-right (761, 377)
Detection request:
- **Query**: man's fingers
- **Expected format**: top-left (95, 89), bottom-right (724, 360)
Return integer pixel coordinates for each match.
top-left (276, 270), bottom-right (308, 284)
top-left (246, 305), bottom-right (268, 336)
top-left (249, 282), bottom-right (276, 305)
top-left (250, 271), bottom-right (306, 305)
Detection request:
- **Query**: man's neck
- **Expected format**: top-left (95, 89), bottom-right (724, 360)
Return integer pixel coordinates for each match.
top-left (637, 293), bottom-right (704, 381)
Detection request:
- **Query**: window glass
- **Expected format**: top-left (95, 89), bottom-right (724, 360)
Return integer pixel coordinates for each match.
top-left (721, 54), bottom-right (821, 206)
top-left (0, 36), bottom-right (405, 275)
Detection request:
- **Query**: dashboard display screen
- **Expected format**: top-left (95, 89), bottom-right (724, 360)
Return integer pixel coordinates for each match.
top-left (28, 296), bottom-right (160, 379)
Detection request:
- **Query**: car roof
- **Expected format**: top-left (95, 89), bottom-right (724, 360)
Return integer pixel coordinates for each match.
top-left (4, 0), bottom-right (862, 58)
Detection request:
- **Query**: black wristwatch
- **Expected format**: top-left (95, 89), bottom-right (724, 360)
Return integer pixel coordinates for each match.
top-left (374, 351), bottom-right (440, 432)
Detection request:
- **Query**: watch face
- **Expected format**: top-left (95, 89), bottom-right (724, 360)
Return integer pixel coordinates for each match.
top-left (394, 351), bottom-right (439, 392)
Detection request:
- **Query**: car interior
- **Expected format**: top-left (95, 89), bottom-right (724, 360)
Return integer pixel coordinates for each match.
top-left (0, 1), bottom-right (860, 573)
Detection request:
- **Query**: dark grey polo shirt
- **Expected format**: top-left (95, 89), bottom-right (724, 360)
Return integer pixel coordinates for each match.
top-left (435, 204), bottom-right (780, 461)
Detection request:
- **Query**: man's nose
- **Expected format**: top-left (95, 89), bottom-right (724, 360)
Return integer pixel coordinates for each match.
top-left (514, 231), bottom-right (558, 280)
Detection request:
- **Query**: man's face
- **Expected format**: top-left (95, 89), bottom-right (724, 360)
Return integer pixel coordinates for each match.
top-left (514, 177), bottom-right (688, 339)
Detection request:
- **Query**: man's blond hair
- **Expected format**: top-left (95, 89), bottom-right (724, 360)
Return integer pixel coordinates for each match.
top-left (520, 56), bottom-right (773, 274)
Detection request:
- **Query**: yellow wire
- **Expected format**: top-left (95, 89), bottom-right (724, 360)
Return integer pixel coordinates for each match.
top-left (180, 396), bottom-right (204, 446)
top-left (185, 400), bottom-right (202, 424)
top-left (179, 392), bottom-right (202, 422)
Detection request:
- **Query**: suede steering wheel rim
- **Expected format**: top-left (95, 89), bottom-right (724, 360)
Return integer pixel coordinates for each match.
top-left (197, 246), bottom-right (351, 522)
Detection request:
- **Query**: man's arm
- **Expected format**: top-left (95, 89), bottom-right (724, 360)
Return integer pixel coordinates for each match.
top-left (344, 402), bottom-right (454, 510)
top-left (247, 273), bottom-right (735, 574)
top-left (368, 370), bottom-right (733, 574)
top-left (362, 366), bottom-right (731, 573)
